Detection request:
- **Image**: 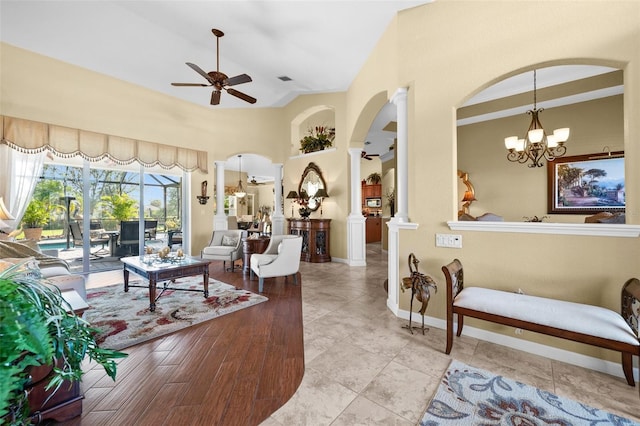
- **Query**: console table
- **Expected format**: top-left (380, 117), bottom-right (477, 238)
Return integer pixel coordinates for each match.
top-left (287, 218), bottom-right (331, 263)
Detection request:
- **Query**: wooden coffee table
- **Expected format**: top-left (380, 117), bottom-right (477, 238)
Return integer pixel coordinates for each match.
top-left (121, 255), bottom-right (211, 312)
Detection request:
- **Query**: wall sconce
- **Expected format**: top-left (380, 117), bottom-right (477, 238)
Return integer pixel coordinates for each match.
top-left (457, 170), bottom-right (476, 217)
top-left (197, 180), bottom-right (210, 205)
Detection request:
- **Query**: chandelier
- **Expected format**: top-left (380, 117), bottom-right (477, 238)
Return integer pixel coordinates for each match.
top-left (504, 70), bottom-right (570, 168)
top-left (234, 155), bottom-right (246, 198)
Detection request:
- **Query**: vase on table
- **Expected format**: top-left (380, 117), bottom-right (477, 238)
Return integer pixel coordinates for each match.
top-left (299, 207), bottom-right (311, 219)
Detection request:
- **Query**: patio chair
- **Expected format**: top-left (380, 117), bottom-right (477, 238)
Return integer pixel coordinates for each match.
top-left (119, 221), bottom-right (142, 255)
top-left (144, 220), bottom-right (158, 240)
top-left (69, 220), bottom-right (110, 257)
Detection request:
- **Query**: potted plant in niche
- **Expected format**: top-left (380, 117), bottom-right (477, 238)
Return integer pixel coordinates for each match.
top-left (366, 172), bottom-right (382, 184)
top-left (299, 126), bottom-right (335, 154)
top-left (0, 259), bottom-right (127, 424)
top-left (21, 200), bottom-right (50, 241)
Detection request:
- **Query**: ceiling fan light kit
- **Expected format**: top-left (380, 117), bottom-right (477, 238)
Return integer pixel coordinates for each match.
top-left (171, 28), bottom-right (256, 106)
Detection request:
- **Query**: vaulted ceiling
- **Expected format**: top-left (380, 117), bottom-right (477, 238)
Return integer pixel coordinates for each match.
top-left (0, 1), bottom-right (624, 178)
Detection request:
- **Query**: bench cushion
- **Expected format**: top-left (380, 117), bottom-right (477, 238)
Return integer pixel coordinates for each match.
top-left (455, 287), bottom-right (639, 347)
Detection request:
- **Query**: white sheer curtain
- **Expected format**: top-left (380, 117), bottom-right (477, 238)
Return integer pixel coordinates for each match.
top-left (0, 144), bottom-right (46, 230)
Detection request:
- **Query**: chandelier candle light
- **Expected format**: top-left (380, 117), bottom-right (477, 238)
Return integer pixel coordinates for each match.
top-left (504, 70), bottom-right (570, 168)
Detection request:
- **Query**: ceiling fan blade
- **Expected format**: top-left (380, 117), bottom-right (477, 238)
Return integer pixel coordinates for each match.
top-left (186, 62), bottom-right (215, 84)
top-left (223, 74), bottom-right (252, 87)
top-left (227, 88), bottom-right (256, 104)
top-left (171, 83), bottom-right (209, 87)
top-left (210, 90), bottom-right (221, 105)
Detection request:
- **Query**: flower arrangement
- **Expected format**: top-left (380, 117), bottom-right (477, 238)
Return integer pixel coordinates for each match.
top-left (386, 187), bottom-right (395, 216)
top-left (299, 126), bottom-right (335, 154)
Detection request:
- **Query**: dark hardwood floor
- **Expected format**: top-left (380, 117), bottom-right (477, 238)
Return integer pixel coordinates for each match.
top-left (60, 262), bottom-right (304, 426)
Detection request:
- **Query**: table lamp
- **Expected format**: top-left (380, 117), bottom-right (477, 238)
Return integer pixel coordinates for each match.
top-left (286, 191), bottom-right (299, 217)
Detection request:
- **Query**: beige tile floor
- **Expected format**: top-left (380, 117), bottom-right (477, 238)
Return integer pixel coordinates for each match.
top-left (262, 244), bottom-right (640, 425)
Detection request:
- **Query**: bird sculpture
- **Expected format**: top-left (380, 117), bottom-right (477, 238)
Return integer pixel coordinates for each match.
top-left (401, 253), bottom-right (437, 335)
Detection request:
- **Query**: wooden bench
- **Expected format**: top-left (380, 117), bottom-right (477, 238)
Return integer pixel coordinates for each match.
top-left (442, 258), bottom-right (640, 386)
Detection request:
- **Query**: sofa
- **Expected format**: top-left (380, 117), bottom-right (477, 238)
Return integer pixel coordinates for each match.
top-left (0, 240), bottom-right (87, 300)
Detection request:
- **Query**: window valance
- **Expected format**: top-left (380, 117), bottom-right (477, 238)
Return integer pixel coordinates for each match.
top-left (0, 115), bottom-right (208, 173)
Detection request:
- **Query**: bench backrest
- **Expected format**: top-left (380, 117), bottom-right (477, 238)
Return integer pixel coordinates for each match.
top-left (442, 258), bottom-right (464, 303)
top-left (622, 278), bottom-right (640, 339)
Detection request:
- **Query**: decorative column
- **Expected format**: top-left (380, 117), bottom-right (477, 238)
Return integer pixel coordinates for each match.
top-left (271, 163), bottom-right (285, 235)
top-left (214, 161), bottom-right (228, 230)
top-left (347, 147), bottom-right (366, 266)
top-left (391, 88), bottom-right (408, 223)
top-left (386, 88), bottom-right (418, 316)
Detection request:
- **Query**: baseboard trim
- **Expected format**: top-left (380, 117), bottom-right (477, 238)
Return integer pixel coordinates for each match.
top-left (396, 309), bottom-right (639, 381)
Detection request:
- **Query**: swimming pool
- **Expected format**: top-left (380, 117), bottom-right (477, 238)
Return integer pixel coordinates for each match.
top-left (38, 240), bottom-right (72, 251)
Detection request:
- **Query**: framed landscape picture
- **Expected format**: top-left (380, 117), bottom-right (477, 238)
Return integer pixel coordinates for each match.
top-left (547, 152), bottom-right (625, 214)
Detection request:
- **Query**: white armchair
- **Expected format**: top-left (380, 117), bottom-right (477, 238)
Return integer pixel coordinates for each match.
top-left (201, 229), bottom-right (245, 272)
top-left (250, 235), bottom-right (302, 293)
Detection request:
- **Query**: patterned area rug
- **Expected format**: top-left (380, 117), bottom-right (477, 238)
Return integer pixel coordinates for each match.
top-left (84, 277), bottom-right (268, 350)
top-left (421, 360), bottom-right (639, 426)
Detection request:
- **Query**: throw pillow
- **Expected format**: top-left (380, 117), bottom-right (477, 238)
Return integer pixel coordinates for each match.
top-left (221, 235), bottom-right (238, 247)
top-left (18, 239), bottom-right (42, 253)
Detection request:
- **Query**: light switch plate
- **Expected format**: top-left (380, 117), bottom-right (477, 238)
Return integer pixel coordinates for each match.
top-left (435, 233), bottom-right (462, 248)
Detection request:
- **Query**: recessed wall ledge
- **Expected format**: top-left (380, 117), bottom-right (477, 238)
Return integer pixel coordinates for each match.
top-left (290, 147), bottom-right (337, 160)
top-left (447, 221), bottom-right (640, 238)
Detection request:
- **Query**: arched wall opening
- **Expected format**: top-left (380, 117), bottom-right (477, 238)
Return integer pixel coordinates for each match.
top-left (455, 62), bottom-right (625, 224)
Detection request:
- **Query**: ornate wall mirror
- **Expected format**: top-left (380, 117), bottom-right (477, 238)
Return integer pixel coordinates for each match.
top-left (299, 162), bottom-right (327, 211)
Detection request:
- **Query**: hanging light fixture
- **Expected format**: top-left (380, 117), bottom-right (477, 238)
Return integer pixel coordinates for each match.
top-left (234, 155), bottom-right (246, 198)
top-left (504, 70), bottom-right (570, 168)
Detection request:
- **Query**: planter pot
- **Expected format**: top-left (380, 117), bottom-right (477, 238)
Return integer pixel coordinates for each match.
top-left (23, 227), bottom-right (43, 241)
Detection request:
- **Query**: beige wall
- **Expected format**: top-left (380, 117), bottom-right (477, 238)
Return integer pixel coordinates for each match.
top-left (2, 1), bottom-right (639, 362)
top-left (382, 1), bottom-right (639, 362)
top-left (0, 43), bottom-right (350, 258)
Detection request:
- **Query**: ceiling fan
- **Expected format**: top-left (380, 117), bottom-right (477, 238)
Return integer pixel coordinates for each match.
top-left (171, 28), bottom-right (256, 106)
top-left (361, 151), bottom-right (380, 160)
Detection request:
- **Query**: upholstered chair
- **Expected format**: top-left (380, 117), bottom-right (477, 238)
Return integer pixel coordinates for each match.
top-left (201, 229), bottom-right (245, 272)
top-left (250, 235), bottom-right (302, 293)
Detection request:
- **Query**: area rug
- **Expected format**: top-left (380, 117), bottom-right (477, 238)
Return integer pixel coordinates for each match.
top-left (84, 277), bottom-right (268, 350)
top-left (420, 360), bottom-right (639, 426)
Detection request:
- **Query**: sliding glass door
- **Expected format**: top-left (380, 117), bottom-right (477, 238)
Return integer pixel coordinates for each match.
top-left (31, 155), bottom-right (185, 273)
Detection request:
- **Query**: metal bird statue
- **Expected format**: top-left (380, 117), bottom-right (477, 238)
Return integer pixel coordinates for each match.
top-left (401, 253), bottom-right (437, 334)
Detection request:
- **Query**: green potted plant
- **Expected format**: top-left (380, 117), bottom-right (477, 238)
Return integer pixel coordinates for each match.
top-left (21, 200), bottom-right (50, 241)
top-left (0, 259), bottom-right (127, 424)
top-left (366, 172), bottom-right (382, 184)
top-left (299, 126), bottom-right (335, 154)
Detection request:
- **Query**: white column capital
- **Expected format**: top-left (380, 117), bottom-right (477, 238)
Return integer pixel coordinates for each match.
top-left (391, 87), bottom-right (408, 105)
top-left (348, 147), bottom-right (363, 157)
